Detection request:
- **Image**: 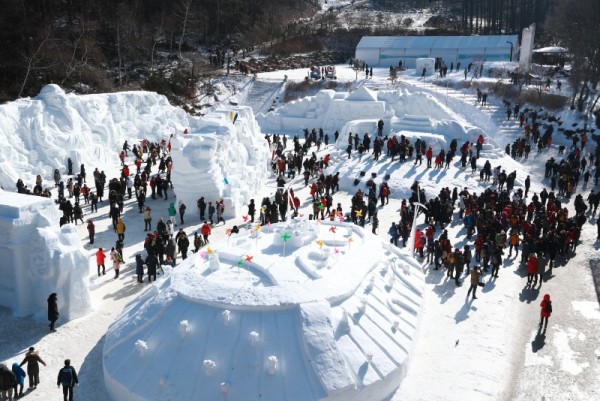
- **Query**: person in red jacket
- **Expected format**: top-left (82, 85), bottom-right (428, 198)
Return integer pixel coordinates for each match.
top-left (201, 221), bottom-right (212, 244)
top-left (527, 253), bottom-right (538, 286)
top-left (539, 293), bottom-right (552, 332)
top-left (96, 248), bottom-right (106, 276)
top-left (426, 147), bottom-right (433, 168)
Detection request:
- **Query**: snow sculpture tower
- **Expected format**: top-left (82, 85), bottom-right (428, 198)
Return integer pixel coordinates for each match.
top-left (169, 106), bottom-right (269, 219)
top-left (0, 191), bottom-right (91, 320)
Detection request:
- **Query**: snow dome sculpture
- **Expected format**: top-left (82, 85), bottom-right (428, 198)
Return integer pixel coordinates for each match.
top-left (169, 106), bottom-right (269, 219)
top-left (103, 219), bottom-right (425, 401)
top-left (0, 191), bottom-right (91, 320)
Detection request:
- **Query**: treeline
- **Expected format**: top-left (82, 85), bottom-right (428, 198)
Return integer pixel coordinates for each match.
top-left (0, 0), bottom-right (319, 101)
top-left (373, 0), bottom-right (554, 35)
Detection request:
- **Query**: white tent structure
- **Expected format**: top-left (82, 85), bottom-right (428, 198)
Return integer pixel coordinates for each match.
top-left (355, 35), bottom-right (519, 69)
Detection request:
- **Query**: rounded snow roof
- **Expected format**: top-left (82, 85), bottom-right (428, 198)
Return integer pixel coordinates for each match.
top-left (103, 220), bottom-right (425, 401)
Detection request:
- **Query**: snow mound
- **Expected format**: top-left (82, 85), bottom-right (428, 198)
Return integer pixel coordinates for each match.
top-left (169, 107), bottom-right (269, 218)
top-left (0, 190), bottom-right (91, 320)
top-left (103, 219), bottom-right (425, 401)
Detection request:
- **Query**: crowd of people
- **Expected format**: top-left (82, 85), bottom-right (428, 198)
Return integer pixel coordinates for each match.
top-left (6, 84), bottom-right (600, 399)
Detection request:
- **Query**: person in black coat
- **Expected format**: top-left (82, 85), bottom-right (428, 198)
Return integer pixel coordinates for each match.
top-left (135, 254), bottom-right (145, 283)
top-left (47, 293), bottom-right (59, 332)
top-left (248, 199), bottom-right (256, 223)
top-left (0, 363), bottom-right (17, 399)
top-left (145, 253), bottom-right (158, 282)
top-left (57, 359), bottom-right (78, 401)
top-left (166, 240), bottom-right (176, 265)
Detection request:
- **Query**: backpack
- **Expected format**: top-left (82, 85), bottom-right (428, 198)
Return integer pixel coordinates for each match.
top-left (60, 367), bottom-right (73, 386)
top-left (544, 301), bottom-right (552, 314)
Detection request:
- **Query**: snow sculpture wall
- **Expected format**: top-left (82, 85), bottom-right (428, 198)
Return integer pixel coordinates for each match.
top-left (256, 86), bottom-right (484, 145)
top-left (169, 106), bottom-right (269, 219)
top-left (0, 191), bottom-right (91, 320)
top-left (103, 220), bottom-right (425, 401)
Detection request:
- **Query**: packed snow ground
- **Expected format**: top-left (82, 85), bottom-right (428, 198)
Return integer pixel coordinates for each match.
top-left (1, 62), bottom-right (599, 401)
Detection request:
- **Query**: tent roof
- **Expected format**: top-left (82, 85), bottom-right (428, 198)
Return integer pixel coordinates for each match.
top-left (357, 35), bottom-right (518, 50)
top-left (533, 46), bottom-right (568, 54)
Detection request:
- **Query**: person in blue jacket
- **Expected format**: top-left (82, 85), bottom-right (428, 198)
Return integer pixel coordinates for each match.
top-left (11, 362), bottom-right (26, 398)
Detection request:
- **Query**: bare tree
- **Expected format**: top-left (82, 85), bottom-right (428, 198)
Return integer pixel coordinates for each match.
top-left (19, 27), bottom-right (52, 98)
top-left (178, 0), bottom-right (193, 59)
top-left (389, 67), bottom-right (398, 86)
top-left (352, 59), bottom-right (365, 80)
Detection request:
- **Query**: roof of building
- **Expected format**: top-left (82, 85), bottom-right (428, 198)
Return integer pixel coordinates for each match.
top-left (357, 35), bottom-right (519, 50)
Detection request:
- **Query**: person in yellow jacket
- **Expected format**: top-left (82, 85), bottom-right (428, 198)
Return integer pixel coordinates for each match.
top-left (115, 217), bottom-right (126, 241)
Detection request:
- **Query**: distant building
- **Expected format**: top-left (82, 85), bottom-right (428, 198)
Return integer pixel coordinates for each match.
top-left (355, 35), bottom-right (519, 69)
top-left (532, 46), bottom-right (569, 67)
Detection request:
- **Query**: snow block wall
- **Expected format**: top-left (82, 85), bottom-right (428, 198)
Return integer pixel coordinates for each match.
top-left (169, 106), bottom-right (269, 219)
top-left (0, 190), bottom-right (91, 320)
top-left (103, 220), bottom-right (425, 401)
top-left (0, 85), bottom-right (190, 189)
top-left (256, 86), bottom-right (484, 147)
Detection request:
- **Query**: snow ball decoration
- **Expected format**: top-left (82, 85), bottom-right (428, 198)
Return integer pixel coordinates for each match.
top-left (338, 310), bottom-right (351, 334)
top-left (365, 353), bottom-right (373, 363)
top-left (220, 382), bottom-right (229, 394)
top-left (209, 252), bottom-right (220, 271)
top-left (179, 320), bottom-right (189, 337)
top-left (393, 320), bottom-right (400, 330)
top-left (249, 331), bottom-right (259, 346)
top-left (203, 359), bottom-right (216, 376)
top-left (358, 298), bottom-right (368, 313)
top-left (222, 309), bottom-right (232, 325)
top-left (267, 356), bottom-right (278, 375)
top-left (367, 275), bottom-right (376, 291)
top-left (135, 340), bottom-right (148, 356)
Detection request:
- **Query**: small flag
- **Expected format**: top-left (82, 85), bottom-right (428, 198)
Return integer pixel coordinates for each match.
top-left (224, 177), bottom-right (229, 185)
top-left (316, 240), bottom-right (324, 249)
top-left (282, 233), bottom-right (291, 242)
top-left (242, 215), bottom-right (249, 222)
top-left (245, 255), bottom-right (254, 263)
top-left (329, 227), bottom-right (337, 234)
top-left (207, 247), bottom-right (215, 255)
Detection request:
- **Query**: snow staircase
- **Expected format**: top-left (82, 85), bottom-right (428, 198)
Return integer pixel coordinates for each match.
top-left (395, 115), bottom-right (433, 132)
top-left (244, 79), bottom-right (285, 116)
top-left (396, 78), bottom-right (524, 159)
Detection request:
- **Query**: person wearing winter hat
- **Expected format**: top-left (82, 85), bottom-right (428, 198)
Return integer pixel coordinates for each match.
top-left (19, 347), bottom-right (46, 389)
top-left (56, 359), bottom-right (78, 401)
top-left (11, 362), bottom-right (26, 398)
top-left (87, 219), bottom-right (95, 244)
top-left (467, 266), bottom-right (482, 300)
top-left (539, 294), bottom-right (552, 332)
top-left (47, 293), bottom-right (59, 332)
top-left (0, 363), bottom-right (17, 400)
top-left (96, 247), bottom-right (106, 276)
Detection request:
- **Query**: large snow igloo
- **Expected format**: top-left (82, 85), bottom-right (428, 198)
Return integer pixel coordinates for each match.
top-left (0, 191), bottom-right (91, 320)
top-left (103, 219), bottom-right (425, 401)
